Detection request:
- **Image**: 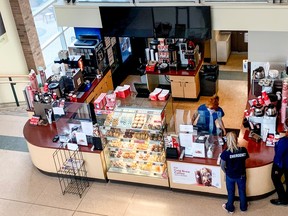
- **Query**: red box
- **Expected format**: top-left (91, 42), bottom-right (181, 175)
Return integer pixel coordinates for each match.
top-left (105, 92), bottom-right (116, 102)
top-left (105, 101), bottom-right (116, 110)
top-left (146, 61), bottom-right (158, 72)
top-left (158, 89), bottom-right (169, 101)
top-left (30, 115), bottom-right (40, 125)
top-left (115, 85), bottom-right (131, 98)
top-left (149, 88), bottom-right (162, 101)
top-left (94, 93), bottom-right (107, 110)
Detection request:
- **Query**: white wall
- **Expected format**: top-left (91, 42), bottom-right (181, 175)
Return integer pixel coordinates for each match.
top-left (0, 1), bottom-right (28, 104)
top-left (211, 4), bottom-right (288, 32)
top-left (248, 31), bottom-right (288, 62)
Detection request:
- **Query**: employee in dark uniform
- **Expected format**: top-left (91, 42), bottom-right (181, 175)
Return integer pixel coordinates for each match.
top-left (270, 131), bottom-right (288, 206)
top-left (220, 132), bottom-right (249, 213)
top-left (193, 94), bottom-right (226, 135)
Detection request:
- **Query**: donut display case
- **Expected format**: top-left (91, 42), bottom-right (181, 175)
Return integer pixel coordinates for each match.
top-left (97, 106), bottom-right (169, 187)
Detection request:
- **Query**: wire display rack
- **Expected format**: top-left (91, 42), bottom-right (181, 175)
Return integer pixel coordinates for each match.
top-left (53, 143), bottom-right (89, 198)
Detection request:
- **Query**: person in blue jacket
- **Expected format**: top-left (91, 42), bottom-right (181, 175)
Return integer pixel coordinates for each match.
top-left (270, 131), bottom-right (288, 205)
top-left (193, 94), bottom-right (226, 135)
top-left (220, 132), bottom-right (249, 213)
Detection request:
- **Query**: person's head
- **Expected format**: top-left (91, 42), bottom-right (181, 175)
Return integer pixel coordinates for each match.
top-left (207, 94), bottom-right (220, 110)
top-left (226, 131), bottom-right (239, 153)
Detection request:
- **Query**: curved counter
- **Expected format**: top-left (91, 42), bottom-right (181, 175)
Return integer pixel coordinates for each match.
top-left (23, 122), bottom-right (107, 180)
top-left (167, 127), bottom-right (275, 199)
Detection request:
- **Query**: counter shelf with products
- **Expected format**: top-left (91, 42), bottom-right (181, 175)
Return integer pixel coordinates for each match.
top-left (23, 102), bottom-right (108, 180)
top-left (96, 100), bottom-right (171, 187)
top-left (166, 108), bottom-right (276, 199)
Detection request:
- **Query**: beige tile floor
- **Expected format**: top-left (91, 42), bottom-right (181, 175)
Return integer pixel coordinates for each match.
top-left (0, 53), bottom-right (286, 216)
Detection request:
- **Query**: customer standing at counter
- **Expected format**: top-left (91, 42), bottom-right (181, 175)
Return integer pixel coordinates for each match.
top-left (193, 94), bottom-right (226, 135)
top-left (270, 131), bottom-right (288, 206)
top-left (220, 132), bottom-right (249, 213)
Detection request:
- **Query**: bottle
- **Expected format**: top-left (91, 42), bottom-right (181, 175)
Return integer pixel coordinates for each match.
top-left (38, 67), bottom-right (46, 85)
top-left (29, 69), bottom-right (39, 91)
top-left (52, 92), bottom-right (57, 101)
top-left (244, 110), bottom-right (250, 120)
top-left (207, 146), bottom-right (213, 158)
top-left (263, 93), bottom-right (271, 106)
top-left (26, 85), bottom-right (34, 108)
top-left (43, 83), bottom-right (49, 93)
top-left (72, 94), bottom-right (77, 102)
top-left (257, 96), bottom-right (265, 105)
top-left (276, 91), bottom-right (282, 110)
top-left (68, 93), bottom-right (73, 102)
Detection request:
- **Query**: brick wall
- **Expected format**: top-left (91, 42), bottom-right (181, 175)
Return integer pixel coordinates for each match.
top-left (9, 0), bottom-right (45, 71)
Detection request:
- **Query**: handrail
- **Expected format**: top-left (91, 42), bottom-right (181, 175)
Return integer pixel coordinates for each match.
top-left (0, 74), bottom-right (29, 78)
top-left (0, 81), bottom-right (30, 84)
top-left (0, 74), bottom-right (30, 107)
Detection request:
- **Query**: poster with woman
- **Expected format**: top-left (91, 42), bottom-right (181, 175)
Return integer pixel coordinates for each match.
top-left (0, 12), bottom-right (7, 45)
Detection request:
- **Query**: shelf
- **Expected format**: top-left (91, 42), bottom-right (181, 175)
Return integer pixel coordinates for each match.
top-left (53, 144), bottom-right (89, 198)
top-left (60, 178), bottom-right (89, 198)
top-left (109, 157), bottom-right (165, 165)
top-left (108, 167), bottom-right (165, 178)
top-left (107, 144), bottom-right (164, 154)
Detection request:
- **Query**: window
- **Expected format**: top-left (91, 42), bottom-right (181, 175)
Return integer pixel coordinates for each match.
top-left (29, 0), bottom-right (75, 71)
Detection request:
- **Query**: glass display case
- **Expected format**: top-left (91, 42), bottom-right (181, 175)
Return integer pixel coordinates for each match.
top-left (172, 109), bottom-right (224, 160)
top-left (53, 102), bottom-right (100, 147)
top-left (97, 106), bottom-right (168, 180)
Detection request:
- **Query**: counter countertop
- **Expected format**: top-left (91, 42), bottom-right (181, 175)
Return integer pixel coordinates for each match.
top-left (167, 128), bottom-right (274, 168)
top-left (23, 121), bottom-right (101, 154)
top-left (145, 55), bottom-right (203, 77)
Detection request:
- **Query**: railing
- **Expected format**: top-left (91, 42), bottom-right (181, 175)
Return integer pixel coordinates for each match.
top-left (0, 74), bottom-right (29, 107)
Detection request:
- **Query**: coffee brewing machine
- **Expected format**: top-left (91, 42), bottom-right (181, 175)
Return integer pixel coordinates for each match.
top-left (52, 51), bottom-right (85, 95)
top-left (146, 38), bottom-right (200, 72)
top-left (180, 40), bottom-right (196, 70)
top-left (167, 42), bottom-right (180, 69)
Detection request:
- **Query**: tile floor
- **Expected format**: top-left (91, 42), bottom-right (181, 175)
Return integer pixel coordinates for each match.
top-left (0, 53), bottom-right (286, 216)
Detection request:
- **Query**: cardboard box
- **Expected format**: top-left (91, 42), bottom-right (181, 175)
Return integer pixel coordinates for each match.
top-left (115, 85), bottom-right (131, 98)
top-left (149, 88), bottom-right (162, 101)
top-left (94, 93), bottom-right (107, 110)
top-left (105, 101), bottom-right (116, 110)
top-left (105, 92), bottom-right (116, 102)
top-left (158, 89), bottom-right (169, 101)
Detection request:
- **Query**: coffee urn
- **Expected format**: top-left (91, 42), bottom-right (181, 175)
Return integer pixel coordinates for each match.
top-left (168, 43), bottom-right (179, 68)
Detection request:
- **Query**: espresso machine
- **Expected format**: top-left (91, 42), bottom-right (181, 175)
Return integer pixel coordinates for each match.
top-left (178, 40), bottom-right (197, 70)
top-left (184, 40), bottom-right (196, 70)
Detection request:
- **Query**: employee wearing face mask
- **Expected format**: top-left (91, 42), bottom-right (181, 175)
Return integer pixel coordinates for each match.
top-left (193, 94), bottom-right (226, 135)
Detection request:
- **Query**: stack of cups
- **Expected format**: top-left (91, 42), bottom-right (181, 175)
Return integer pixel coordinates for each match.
top-left (282, 79), bottom-right (288, 99)
top-left (281, 96), bottom-right (287, 124)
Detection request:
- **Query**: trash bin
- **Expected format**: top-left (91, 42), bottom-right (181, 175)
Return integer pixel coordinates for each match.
top-left (200, 64), bottom-right (219, 96)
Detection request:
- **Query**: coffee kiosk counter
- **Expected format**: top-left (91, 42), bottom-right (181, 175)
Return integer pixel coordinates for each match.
top-left (166, 126), bottom-right (275, 199)
top-left (23, 122), bottom-right (107, 180)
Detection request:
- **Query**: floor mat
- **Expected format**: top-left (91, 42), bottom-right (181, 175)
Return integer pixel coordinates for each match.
top-left (0, 135), bottom-right (29, 152)
top-left (219, 71), bottom-right (247, 81)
